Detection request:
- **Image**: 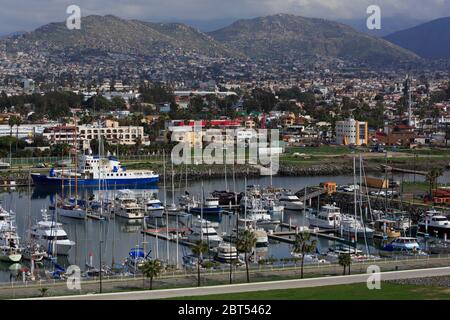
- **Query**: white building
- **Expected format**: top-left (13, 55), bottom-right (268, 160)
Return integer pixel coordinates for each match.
top-left (0, 124), bottom-right (55, 138)
top-left (335, 118), bottom-right (368, 146)
top-left (43, 120), bottom-right (149, 150)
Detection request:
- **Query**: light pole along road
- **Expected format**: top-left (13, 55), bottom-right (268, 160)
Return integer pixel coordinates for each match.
top-left (24, 266), bottom-right (450, 300)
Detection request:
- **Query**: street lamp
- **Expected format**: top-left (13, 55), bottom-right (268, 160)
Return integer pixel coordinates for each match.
top-left (99, 239), bottom-right (104, 293)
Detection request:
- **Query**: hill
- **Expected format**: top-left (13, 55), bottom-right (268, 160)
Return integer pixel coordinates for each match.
top-left (209, 14), bottom-right (419, 66)
top-left (384, 17), bottom-right (450, 59)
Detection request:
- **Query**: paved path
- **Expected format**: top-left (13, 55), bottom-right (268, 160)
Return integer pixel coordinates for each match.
top-left (25, 266), bottom-right (450, 300)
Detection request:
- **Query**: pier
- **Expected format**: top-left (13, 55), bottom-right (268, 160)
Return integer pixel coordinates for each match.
top-left (141, 228), bottom-right (195, 247)
top-left (272, 222), bottom-right (353, 245)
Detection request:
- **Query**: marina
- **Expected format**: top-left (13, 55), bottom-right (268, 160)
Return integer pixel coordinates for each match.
top-left (0, 166), bottom-right (447, 285)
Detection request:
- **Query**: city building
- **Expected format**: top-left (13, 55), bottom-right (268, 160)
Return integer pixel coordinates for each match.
top-left (43, 120), bottom-right (148, 150)
top-left (335, 118), bottom-right (368, 145)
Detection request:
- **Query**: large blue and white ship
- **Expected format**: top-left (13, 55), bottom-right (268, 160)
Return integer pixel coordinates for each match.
top-left (31, 155), bottom-right (159, 187)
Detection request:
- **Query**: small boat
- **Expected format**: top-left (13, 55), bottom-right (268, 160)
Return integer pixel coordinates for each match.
top-left (308, 204), bottom-right (341, 229)
top-left (30, 209), bottom-right (75, 256)
top-left (114, 190), bottom-right (145, 219)
top-left (57, 200), bottom-right (86, 219)
top-left (372, 219), bottom-right (401, 239)
top-left (278, 193), bottom-right (304, 211)
top-left (211, 190), bottom-right (242, 206)
top-left (235, 218), bottom-right (268, 247)
top-left (124, 247), bottom-right (151, 273)
top-left (339, 215), bottom-right (374, 239)
top-left (22, 243), bottom-right (47, 262)
top-left (382, 237), bottom-right (421, 252)
top-left (418, 210), bottom-right (450, 239)
top-left (188, 218), bottom-right (222, 247)
top-left (324, 246), bottom-right (380, 263)
top-left (190, 196), bottom-right (222, 217)
top-left (291, 252), bottom-right (329, 264)
top-left (0, 214), bottom-right (22, 263)
top-left (144, 197), bottom-right (165, 218)
top-left (214, 242), bottom-right (240, 263)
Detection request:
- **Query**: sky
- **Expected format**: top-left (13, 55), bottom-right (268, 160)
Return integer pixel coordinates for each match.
top-left (0, 0), bottom-right (449, 34)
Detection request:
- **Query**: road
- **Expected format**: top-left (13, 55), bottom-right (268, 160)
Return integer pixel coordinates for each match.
top-left (25, 266), bottom-right (450, 300)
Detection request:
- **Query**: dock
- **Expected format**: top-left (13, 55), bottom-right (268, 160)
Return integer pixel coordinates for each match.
top-left (271, 223), bottom-right (353, 245)
top-left (141, 228), bottom-right (195, 247)
top-left (380, 164), bottom-right (427, 176)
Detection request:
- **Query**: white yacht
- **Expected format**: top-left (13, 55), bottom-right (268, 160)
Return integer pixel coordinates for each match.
top-left (264, 198), bottom-right (284, 215)
top-left (114, 190), bottom-right (144, 219)
top-left (278, 193), bottom-right (304, 211)
top-left (57, 199), bottom-right (86, 219)
top-left (246, 207), bottom-right (280, 231)
top-left (0, 213), bottom-right (22, 262)
top-left (235, 218), bottom-right (268, 247)
top-left (418, 210), bottom-right (450, 238)
top-left (188, 218), bottom-right (222, 247)
top-left (144, 198), bottom-right (165, 218)
top-left (30, 209), bottom-right (75, 256)
top-left (214, 242), bottom-right (240, 263)
top-left (0, 206), bottom-right (11, 231)
top-left (340, 215), bottom-right (374, 239)
top-left (308, 204), bottom-right (342, 229)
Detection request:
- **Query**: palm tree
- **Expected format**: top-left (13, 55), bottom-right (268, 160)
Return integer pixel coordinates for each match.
top-left (15, 116), bottom-right (21, 152)
top-left (338, 253), bottom-right (352, 275)
top-left (8, 115), bottom-right (16, 137)
top-left (140, 259), bottom-right (164, 290)
top-left (291, 231), bottom-right (317, 279)
top-left (236, 229), bottom-right (257, 283)
top-left (191, 240), bottom-right (208, 287)
top-left (426, 167), bottom-right (444, 195)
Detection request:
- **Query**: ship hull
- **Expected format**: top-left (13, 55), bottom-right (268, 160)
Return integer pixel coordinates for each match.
top-left (32, 174), bottom-right (159, 187)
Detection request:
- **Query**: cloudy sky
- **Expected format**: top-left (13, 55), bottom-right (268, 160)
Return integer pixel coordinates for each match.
top-left (0, 0), bottom-right (449, 34)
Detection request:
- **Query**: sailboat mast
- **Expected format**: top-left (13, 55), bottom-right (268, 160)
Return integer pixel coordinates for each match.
top-left (353, 155), bottom-right (357, 243)
top-left (171, 161), bottom-right (175, 206)
top-left (163, 151), bottom-right (169, 264)
top-left (74, 117), bottom-right (78, 205)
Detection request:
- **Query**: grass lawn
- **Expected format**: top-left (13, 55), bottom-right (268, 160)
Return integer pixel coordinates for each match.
top-left (171, 282), bottom-right (450, 300)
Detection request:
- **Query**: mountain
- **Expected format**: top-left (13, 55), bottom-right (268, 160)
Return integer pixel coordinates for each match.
top-left (0, 31), bottom-right (26, 39)
top-left (5, 15), bottom-right (235, 57)
top-left (338, 16), bottom-right (424, 37)
top-left (384, 17), bottom-right (450, 59)
top-left (208, 14), bottom-right (419, 66)
top-left (4, 14), bottom-right (419, 67)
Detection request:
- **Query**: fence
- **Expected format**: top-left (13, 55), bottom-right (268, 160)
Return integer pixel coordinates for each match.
top-left (1, 254), bottom-right (449, 298)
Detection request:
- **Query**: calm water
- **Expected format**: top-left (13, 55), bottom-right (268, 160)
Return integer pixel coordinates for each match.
top-left (0, 171), bottom-right (446, 282)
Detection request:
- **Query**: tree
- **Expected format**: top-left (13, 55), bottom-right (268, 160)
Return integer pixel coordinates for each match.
top-left (140, 259), bottom-right (164, 290)
top-left (426, 167), bottom-right (444, 195)
top-left (111, 96), bottom-right (127, 110)
top-left (191, 240), bottom-right (208, 287)
top-left (15, 116), bottom-right (21, 152)
top-left (38, 287), bottom-right (49, 297)
top-left (338, 253), bottom-right (352, 275)
top-left (236, 229), bottom-right (257, 283)
top-left (292, 231), bottom-right (317, 279)
top-left (8, 116), bottom-right (17, 137)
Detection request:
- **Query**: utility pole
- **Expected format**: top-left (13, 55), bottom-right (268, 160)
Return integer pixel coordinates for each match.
top-left (99, 239), bottom-right (103, 293)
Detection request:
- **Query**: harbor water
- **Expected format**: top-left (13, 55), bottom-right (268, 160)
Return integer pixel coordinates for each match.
top-left (0, 172), bottom-right (446, 283)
